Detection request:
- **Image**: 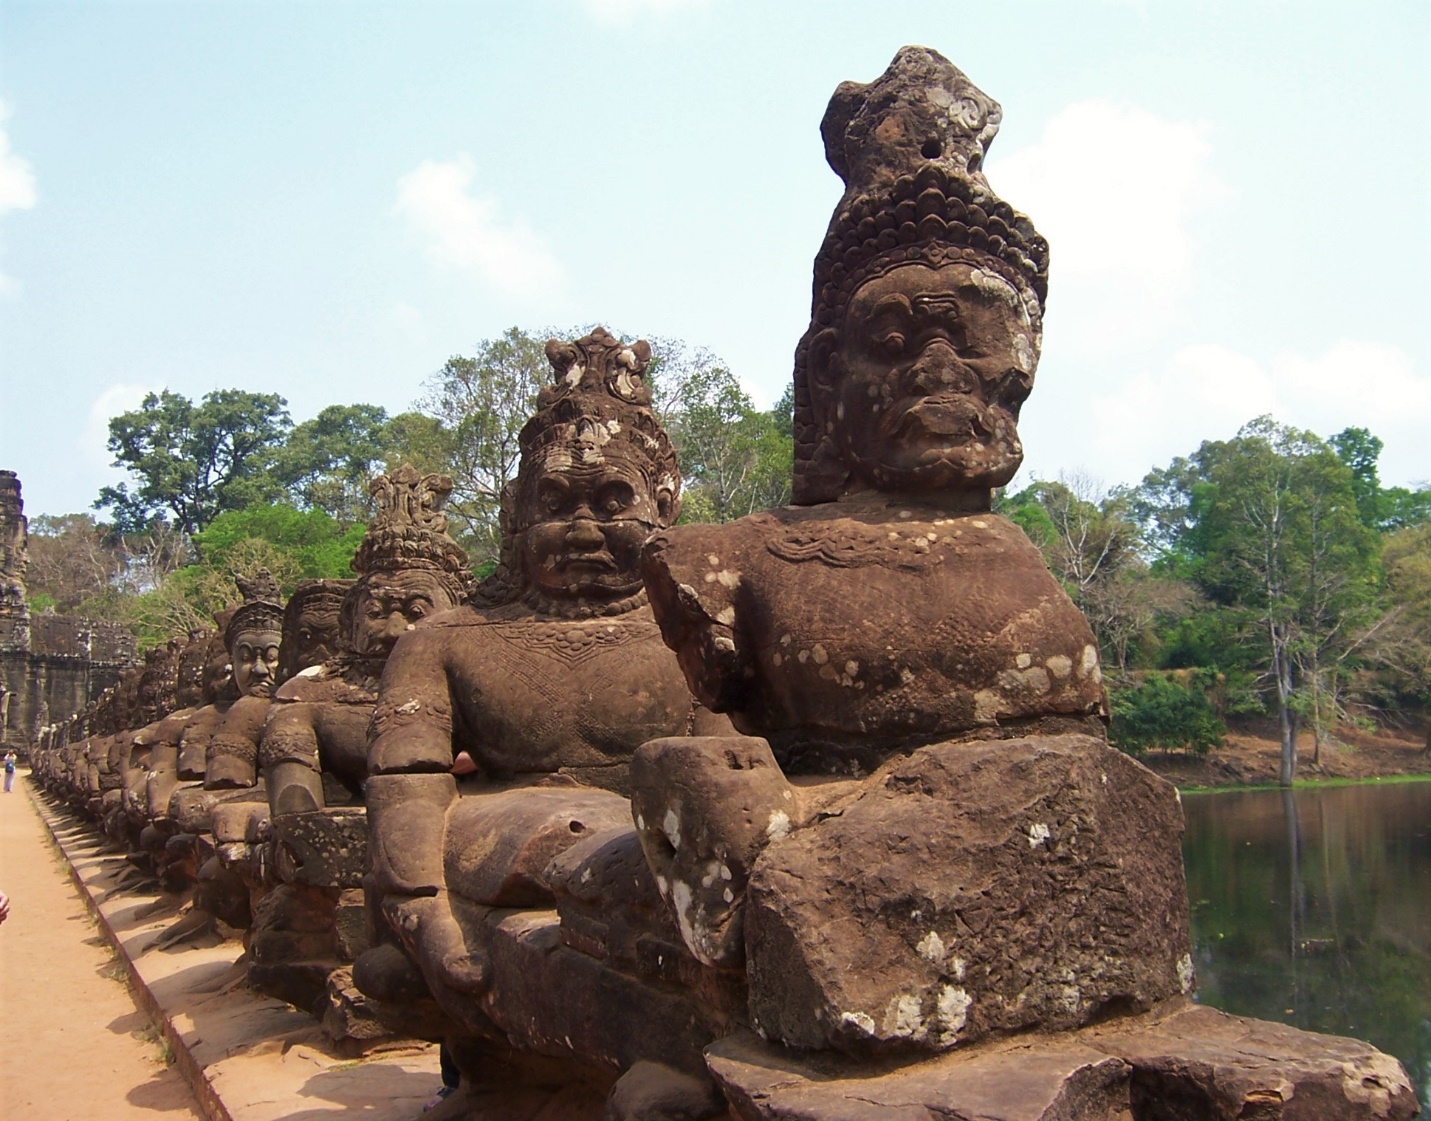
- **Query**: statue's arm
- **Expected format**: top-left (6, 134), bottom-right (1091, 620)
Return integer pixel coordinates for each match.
top-left (641, 529), bottom-right (755, 714)
top-left (364, 631), bottom-right (486, 993)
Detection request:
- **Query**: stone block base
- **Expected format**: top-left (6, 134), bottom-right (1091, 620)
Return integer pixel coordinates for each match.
top-left (705, 1000), bottom-right (1418, 1120)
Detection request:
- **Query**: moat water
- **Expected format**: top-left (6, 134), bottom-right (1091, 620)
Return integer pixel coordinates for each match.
top-left (1182, 779), bottom-right (1431, 1105)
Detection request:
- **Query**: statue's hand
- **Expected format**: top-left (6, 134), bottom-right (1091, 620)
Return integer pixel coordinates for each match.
top-left (384, 893), bottom-right (488, 996)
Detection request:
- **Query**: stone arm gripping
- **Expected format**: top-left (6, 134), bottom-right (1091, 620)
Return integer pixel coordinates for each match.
top-left (365, 631), bottom-right (486, 996)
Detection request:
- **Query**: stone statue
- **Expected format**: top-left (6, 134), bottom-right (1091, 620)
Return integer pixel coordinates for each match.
top-left (621, 48), bottom-right (1415, 1118)
top-left (357, 328), bottom-right (730, 1055)
top-left (275, 579), bottom-right (351, 688)
top-left (204, 569), bottom-right (285, 789)
top-left (261, 470), bottom-right (471, 817)
top-left (248, 471), bottom-right (470, 1024)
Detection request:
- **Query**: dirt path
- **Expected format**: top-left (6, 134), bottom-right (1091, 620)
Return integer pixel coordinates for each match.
top-left (0, 773), bottom-right (204, 1121)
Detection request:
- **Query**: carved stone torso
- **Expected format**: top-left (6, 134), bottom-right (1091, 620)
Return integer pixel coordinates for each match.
top-left (643, 496), bottom-right (1106, 773)
top-left (372, 601), bottom-right (699, 791)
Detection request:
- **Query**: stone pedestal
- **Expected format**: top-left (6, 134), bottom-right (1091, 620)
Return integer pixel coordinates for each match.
top-left (706, 1001), bottom-right (1420, 1120)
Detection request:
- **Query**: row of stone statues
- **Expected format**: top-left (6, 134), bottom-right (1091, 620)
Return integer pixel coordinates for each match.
top-left (29, 47), bottom-right (1416, 1121)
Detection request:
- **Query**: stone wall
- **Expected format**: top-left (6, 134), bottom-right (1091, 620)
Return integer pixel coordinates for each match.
top-left (0, 470), bottom-right (138, 750)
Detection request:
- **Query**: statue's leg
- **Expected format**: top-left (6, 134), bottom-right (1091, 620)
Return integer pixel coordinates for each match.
top-left (630, 735), bottom-right (797, 968)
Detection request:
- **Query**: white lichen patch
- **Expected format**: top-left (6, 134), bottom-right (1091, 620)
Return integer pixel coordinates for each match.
top-left (1078, 644), bottom-right (1099, 679)
top-left (670, 880), bottom-right (716, 964)
top-left (882, 994), bottom-right (924, 1038)
top-left (1027, 822), bottom-right (1051, 847)
top-left (1177, 953), bottom-right (1195, 993)
top-left (1016, 652), bottom-right (1032, 669)
top-left (715, 607), bottom-right (736, 626)
top-left (1058, 985), bottom-right (1081, 1015)
top-left (935, 985), bottom-right (972, 1044)
top-left (811, 644), bottom-right (828, 665)
top-left (840, 1011), bottom-right (876, 1035)
top-left (900, 667), bottom-right (916, 686)
top-left (707, 554), bottom-right (720, 566)
top-left (973, 689), bottom-right (1005, 724)
top-left (663, 808), bottom-right (682, 851)
top-left (916, 930), bottom-right (945, 963)
top-left (766, 809), bottom-right (791, 842)
top-left (716, 569), bottom-right (740, 589)
top-left (1046, 654), bottom-right (1072, 680)
top-left (970, 519), bottom-right (988, 529)
top-left (950, 956), bottom-right (966, 981)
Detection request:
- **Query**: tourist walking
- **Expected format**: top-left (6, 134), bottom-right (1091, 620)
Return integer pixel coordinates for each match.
top-left (3, 749), bottom-right (17, 792)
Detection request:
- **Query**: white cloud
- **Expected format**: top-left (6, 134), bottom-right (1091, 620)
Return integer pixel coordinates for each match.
top-left (85, 384), bottom-right (155, 468)
top-left (394, 156), bottom-right (564, 301)
top-left (581, 0), bottom-right (705, 23)
top-left (0, 99), bottom-right (38, 294)
top-left (988, 99), bottom-right (1226, 347)
top-left (1084, 339), bottom-right (1431, 487)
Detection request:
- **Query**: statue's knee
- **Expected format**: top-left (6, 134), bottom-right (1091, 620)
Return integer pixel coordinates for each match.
top-left (631, 735), bottom-right (796, 968)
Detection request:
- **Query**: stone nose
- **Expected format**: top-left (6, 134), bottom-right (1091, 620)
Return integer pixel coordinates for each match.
top-left (566, 517), bottom-right (605, 549)
top-left (378, 612), bottom-right (409, 642)
top-left (908, 341), bottom-right (979, 396)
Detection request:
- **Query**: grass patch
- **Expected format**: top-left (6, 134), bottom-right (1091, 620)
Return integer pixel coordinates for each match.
top-left (1179, 772), bottom-right (1431, 795)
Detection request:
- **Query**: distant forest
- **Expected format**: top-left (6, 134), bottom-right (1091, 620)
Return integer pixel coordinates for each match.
top-left (23, 328), bottom-right (1431, 775)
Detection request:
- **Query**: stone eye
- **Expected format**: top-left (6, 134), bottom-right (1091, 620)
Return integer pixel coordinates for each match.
top-left (881, 333), bottom-right (905, 357)
top-left (406, 599), bottom-right (431, 619)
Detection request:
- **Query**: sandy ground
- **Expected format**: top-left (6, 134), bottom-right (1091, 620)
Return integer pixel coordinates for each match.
top-left (1137, 720), bottom-right (1431, 788)
top-left (0, 777), bottom-right (204, 1121)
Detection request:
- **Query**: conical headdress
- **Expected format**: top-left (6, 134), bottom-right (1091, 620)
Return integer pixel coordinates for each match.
top-left (792, 47), bottom-right (1048, 503)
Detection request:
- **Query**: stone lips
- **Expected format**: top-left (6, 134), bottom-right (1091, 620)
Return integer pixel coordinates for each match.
top-left (745, 734), bottom-right (1192, 1056)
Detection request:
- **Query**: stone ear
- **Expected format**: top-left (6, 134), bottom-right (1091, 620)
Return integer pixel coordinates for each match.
top-left (657, 492), bottom-right (678, 526)
top-left (806, 328), bottom-right (841, 396)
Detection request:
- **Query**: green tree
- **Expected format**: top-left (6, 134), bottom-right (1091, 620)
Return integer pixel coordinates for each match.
top-left (1377, 523), bottom-right (1431, 752)
top-left (1137, 417), bottom-right (1381, 784)
top-left (418, 327), bottom-right (553, 562)
top-left (1109, 672), bottom-right (1226, 756)
top-left (273, 403), bottom-right (393, 526)
top-left (669, 364), bottom-right (791, 522)
top-left (96, 389), bottom-right (292, 534)
top-left (124, 505), bottom-right (364, 648)
top-left (1000, 473), bottom-right (1192, 672)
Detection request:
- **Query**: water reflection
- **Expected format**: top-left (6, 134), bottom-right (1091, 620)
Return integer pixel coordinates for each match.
top-left (1182, 781), bottom-right (1431, 1105)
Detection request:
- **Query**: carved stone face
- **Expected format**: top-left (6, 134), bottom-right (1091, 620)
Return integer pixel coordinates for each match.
top-left (518, 453), bottom-right (652, 603)
top-left (349, 570), bottom-right (458, 658)
top-left (278, 596), bottom-right (345, 681)
top-left (202, 632), bottom-right (234, 705)
top-left (230, 627), bottom-right (282, 698)
top-left (812, 261), bottom-right (1036, 492)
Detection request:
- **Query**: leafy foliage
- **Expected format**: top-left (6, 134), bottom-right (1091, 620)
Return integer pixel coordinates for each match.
top-left (96, 389), bottom-right (292, 534)
top-left (1109, 673), bottom-right (1226, 756)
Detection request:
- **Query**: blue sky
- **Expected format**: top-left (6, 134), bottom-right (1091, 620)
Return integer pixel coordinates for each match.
top-left (1, 0), bottom-right (1427, 519)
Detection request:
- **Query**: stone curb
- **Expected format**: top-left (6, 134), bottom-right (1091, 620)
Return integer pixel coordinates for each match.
top-left (25, 778), bottom-right (440, 1121)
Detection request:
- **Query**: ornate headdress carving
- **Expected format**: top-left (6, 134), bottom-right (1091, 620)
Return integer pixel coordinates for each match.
top-left (226, 568), bottom-right (284, 646)
top-left (477, 328), bottom-right (682, 610)
top-left (792, 47), bottom-right (1049, 503)
top-left (517, 327), bottom-right (679, 521)
top-left (350, 464), bottom-right (475, 601)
